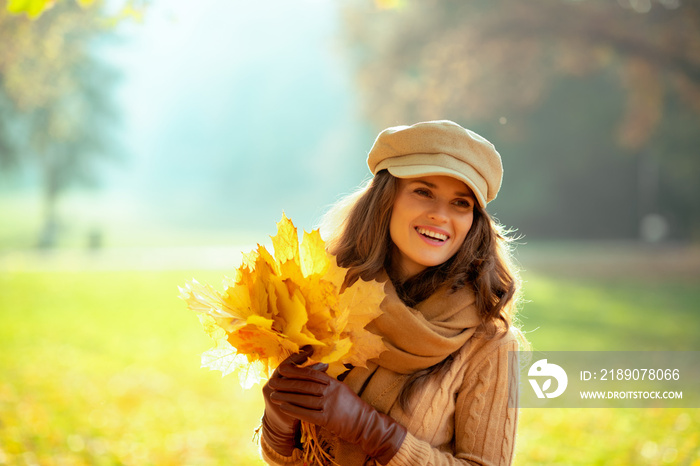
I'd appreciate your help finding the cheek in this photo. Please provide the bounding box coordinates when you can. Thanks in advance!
[455,215,474,243]
[388,209,405,246]
[389,197,411,235]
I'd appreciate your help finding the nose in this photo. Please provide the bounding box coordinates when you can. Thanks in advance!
[427,202,449,223]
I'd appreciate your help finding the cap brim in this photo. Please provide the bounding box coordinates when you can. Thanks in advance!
[386,165,487,207]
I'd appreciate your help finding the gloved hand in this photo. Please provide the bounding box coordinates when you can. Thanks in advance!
[268,361,407,465]
[261,346,314,456]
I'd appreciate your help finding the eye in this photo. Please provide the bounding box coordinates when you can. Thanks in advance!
[453,198,474,209]
[413,188,432,197]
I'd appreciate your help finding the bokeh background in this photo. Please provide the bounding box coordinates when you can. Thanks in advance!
[1,0,699,464]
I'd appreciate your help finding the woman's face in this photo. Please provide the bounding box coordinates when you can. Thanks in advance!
[389,175,475,280]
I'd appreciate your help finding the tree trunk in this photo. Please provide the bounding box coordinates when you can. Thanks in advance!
[37,151,61,249]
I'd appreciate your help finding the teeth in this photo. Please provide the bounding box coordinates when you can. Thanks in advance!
[416,227,448,241]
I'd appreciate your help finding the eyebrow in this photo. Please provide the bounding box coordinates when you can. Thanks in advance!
[409,179,475,198]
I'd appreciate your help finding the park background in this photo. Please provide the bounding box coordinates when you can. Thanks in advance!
[1,0,699,464]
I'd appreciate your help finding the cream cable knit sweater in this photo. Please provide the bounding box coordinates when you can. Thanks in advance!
[260,328,519,466]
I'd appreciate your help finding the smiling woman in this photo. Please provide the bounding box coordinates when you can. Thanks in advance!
[390,176,475,279]
[257,120,525,465]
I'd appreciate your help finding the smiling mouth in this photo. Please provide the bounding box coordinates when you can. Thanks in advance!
[415,227,449,242]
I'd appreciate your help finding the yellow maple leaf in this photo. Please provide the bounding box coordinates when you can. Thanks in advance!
[300,229,330,277]
[271,213,300,265]
[180,214,387,388]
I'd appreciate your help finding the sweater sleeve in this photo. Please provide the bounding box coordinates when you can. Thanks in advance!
[259,436,305,466]
[385,336,519,466]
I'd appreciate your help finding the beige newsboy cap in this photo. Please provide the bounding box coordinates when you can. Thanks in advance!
[367,120,503,207]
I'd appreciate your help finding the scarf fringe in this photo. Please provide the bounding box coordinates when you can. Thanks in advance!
[301,422,339,466]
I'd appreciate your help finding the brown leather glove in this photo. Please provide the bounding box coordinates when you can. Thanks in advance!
[261,346,313,456]
[269,361,407,465]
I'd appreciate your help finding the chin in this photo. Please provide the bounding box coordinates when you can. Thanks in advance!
[418,257,449,269]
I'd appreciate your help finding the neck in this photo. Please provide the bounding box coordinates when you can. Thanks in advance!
[389,247,424,282]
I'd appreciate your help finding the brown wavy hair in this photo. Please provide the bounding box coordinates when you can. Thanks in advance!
[321,170,522,409]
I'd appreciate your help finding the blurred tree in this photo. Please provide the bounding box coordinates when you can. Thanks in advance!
[341,0,700,240]
[6,0,92,19]
[0,1,120,248]
[6,0,143,20]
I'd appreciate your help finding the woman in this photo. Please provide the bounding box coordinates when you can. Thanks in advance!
[260,120,523,465]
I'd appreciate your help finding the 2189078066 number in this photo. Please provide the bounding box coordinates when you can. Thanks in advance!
[600,368,680,381]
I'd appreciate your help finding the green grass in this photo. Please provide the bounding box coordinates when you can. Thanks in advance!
[0,270,266,465]
[514,271,700,466]
[0,268,698,465]
[519,272,700,351]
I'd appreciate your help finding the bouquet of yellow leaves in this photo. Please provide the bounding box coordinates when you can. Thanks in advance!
[180,214,387,389]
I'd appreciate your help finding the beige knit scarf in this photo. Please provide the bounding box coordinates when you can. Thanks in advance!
[313,278,481,465]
